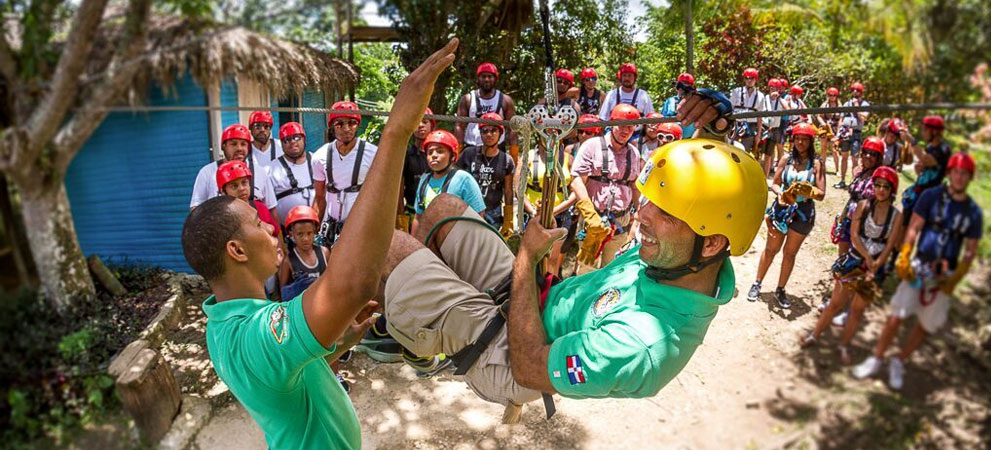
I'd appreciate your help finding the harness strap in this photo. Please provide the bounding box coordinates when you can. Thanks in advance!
[417,169,459,212]
[275,153,314,200]
[327,140,366,194]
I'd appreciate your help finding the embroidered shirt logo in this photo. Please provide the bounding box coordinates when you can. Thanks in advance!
[592,288,621,318]
[566,355,586,385]
[269,305,288,344]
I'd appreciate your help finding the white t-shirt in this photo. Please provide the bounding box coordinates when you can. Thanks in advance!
[251,139,283,167]
[597,87,655,120]
[762,94,785,128]
[312,139,378,222]
[842,98,870,130]
[189,155,278,210]
[464,90,506,146]
[729,87,765,123]
[270,154,317,221]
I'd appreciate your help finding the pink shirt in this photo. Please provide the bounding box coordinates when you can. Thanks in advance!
[571,132,641,213]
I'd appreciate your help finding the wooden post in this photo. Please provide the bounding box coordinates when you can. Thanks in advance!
[109,340,182,444]
[87,254,127,296]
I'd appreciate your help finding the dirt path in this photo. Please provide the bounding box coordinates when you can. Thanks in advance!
[173,161,989,449]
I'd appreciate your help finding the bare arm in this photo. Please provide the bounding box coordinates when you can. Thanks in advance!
[570,175,592,202]
[301,39,458,348]
[454,94,470,143]
[503,95,517,146]
[770,156,788,197]
[875,210,903,269]
[902,213,926,247]
[812,159,827,201]
[849,201,875,267]
[314,181,327,223]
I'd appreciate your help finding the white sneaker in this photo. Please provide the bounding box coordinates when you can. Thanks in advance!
[832,311,848,327]
[853,356,882,379]
[888,357,905,390]
[817,300,829,312]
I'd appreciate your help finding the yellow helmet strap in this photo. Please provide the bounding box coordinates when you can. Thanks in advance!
[644,234,729,281]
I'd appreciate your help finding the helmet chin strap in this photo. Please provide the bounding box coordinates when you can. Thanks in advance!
[645,235,729,281]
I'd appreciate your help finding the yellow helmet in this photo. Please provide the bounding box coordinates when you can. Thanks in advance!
[636,139,767,256]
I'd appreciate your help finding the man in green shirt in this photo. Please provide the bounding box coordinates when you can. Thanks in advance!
[379,90,769,419]
[180,40,459,449]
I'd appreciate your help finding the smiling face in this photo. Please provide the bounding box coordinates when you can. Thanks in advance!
[636,202,698,268]
[582,76,597,91]
[872,177,893,202]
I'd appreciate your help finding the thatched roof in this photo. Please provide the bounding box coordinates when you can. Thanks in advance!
[88,15,358,99]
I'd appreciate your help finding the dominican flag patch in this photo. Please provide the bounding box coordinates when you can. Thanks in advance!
[566,355,586,385]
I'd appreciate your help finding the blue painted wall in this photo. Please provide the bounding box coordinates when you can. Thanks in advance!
[220,80,238,128]
[302,91,328,152]
[66,74,211,272]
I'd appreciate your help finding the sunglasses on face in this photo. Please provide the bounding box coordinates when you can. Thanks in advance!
[251,123,271,130]
[744,76,756,80]
[584,77,597,82]
[556,78,572,84]
[282,135,304,143]
[874,181,892,190]
[480,127,501,135]
[333,120,359,129]
[659,133,676,141]
[578,130,598,136]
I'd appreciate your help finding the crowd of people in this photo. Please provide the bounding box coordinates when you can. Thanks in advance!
[182,42,982,448]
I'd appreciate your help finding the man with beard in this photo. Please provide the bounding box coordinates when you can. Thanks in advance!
[248,110,283,165]
[313,101,379,244]
[728,68,765,155]
[269,122,315,223]
[190,123,278,217]
[397,108,435,233]
[456,62,517,149]
[597,63,654,121]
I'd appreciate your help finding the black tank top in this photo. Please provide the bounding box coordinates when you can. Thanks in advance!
[578,88,601,115]
[288,245,326,282]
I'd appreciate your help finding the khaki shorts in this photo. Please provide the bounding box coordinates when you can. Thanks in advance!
[889,280,950,333]
[384,206,542,406]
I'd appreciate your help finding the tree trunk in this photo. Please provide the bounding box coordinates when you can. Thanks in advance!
[0,174,34,286]
[18,182,95,309]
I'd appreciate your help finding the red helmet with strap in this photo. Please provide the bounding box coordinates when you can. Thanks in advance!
[285,205,320,229]
[328,101,360,126]
[790,85,804,96]
[658,122,683,140]
[862,136,885,154]
[676,72,695,87]
[555,68,574,84]
[850,82,864,92]
[779,78,789,88]
[422,130,461,160]
[476,62,499,79]
[871,166,899,191]
[922,115,945,129]
[768,78,781,89]
[885,118,905,134]
[580,68,597,80]
[791,122,816,137]
[827,87,840,96]
[279,122,305,140]
[216,160,252,190]
[947,153,975,175]
[221,124,252,144]
[616,63,637,79]
[248,110,273,126]
[578,114,602,135]
[743,67,759,79]
[480,112,504,134]
[610,103,641,121]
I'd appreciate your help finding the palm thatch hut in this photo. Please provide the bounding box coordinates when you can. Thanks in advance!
[64,17,358,272]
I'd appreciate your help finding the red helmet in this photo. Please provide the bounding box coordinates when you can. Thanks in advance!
[476,62,499,79]
[422,129,460,160]
[676,72,695,87]
[279,122,305,140]
[861,136,885,154]
[658,122,683,140]
[609,103,641,121]
[791,122,816,137]
[555,68,574,84]
[328,101,360,126]
[221,124,252,144]
[616,63,637,79]
[871,166,899,191]
[480,112,504,134]
[248,110,273,126]
[947,153,976,175]
[580,68,598,80]
[827,87,840,96]
[743,67,759,79]
[578,114,602,135]
[885,118,905,134]
[779,78,789,88]
[423,107,436,129]
[922,115,945,130]
[216,160,252,190]
[285,205,320,229]
[790,85,804,96]
[850,82,864,92]
[768,78,781,89]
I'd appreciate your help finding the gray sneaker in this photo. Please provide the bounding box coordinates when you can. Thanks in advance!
[888,357,905,390]
[747,282,761,302]
[403,353,453,378]
[354,328,404,363]
[853,356,882,379]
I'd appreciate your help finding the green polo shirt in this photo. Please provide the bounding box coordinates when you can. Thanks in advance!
[542,245,734,399]
[202,294,361,450]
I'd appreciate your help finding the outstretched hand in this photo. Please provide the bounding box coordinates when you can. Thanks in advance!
[386,39,459,137]
[677,90,731,135]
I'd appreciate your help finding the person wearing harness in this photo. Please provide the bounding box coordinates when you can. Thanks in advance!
[783,85,810,133]
[729,67,766,155]
[412,129,485,234]
[313,101,379,244]
[817,86,842,172]
[661,72,697,138]
[458,112,516,235]
[574,67,606,116]
[398,108,435,233]
[802,167,903,363]
[572,103,643,273]
[270,122,315,225]
[637,112,664,159]
[375,89,765,422]
[565,114,603,158]
[747,122,826,308]
[900,115,953,226]
[456,62,517,149]
[518,139,577,278]
[190,124,279,216]
[597,63,655,121]
[853,153,981,390]
[834,82,870,189]
[878,117,911,170]
[758,78,786,177]
[248,110,283,166]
